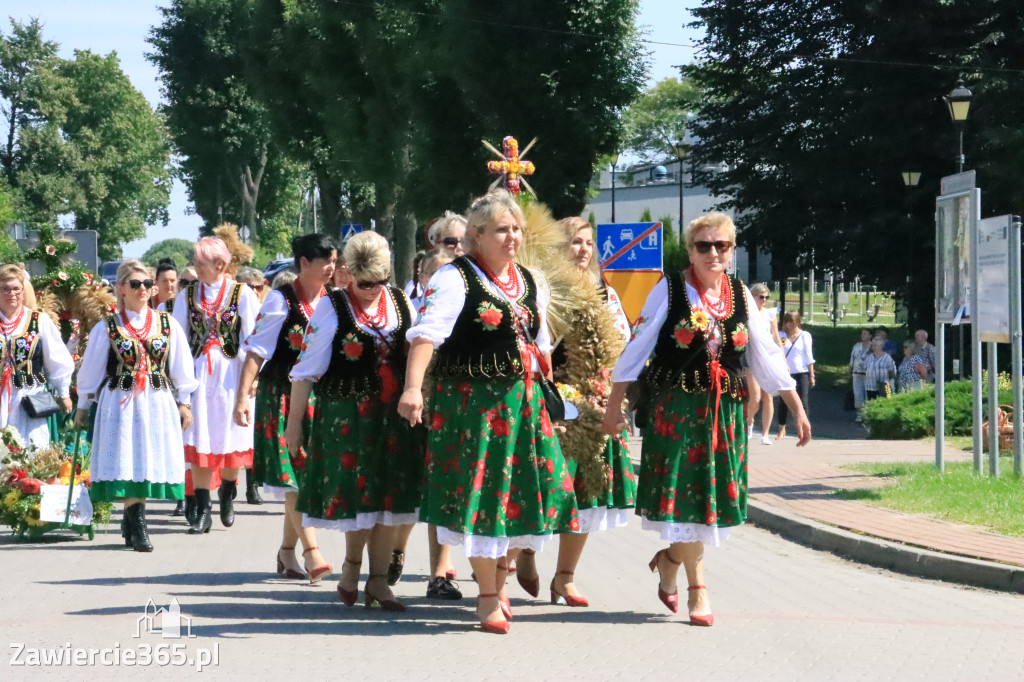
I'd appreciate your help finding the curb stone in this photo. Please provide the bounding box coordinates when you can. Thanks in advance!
[747,500,1024,594]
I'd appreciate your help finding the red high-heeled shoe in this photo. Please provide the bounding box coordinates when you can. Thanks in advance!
[687,585,714,626]
[648,548,682,613]
[276,546,308,580]
[364,575,406,612]
[549,570,589,607]
[303,546,333,585]
[336,557,361,606]
[477,593,510,635]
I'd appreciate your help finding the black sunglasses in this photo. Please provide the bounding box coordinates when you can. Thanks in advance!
[355,279,390,290]
[756,294,769,300]
[127,279,155,290]
[693,240,733,254]
[441,237,461,248]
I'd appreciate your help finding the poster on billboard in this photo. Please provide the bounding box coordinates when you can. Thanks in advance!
[976,215,1012,343]
[935,182,978,324]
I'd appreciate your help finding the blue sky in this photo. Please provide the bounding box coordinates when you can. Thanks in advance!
[8,1,701,258]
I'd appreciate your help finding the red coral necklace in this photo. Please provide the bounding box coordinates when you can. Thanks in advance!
[121,307,154,340]
[293,280,323,319]
[199,279,228,318]
[478,259,522,299]
[0,307,24,336]
[353,289,388,329]
[697,274,733,319]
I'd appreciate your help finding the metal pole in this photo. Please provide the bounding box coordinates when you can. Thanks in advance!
[611,165,616,223]
[971,189,983,473]
[957,128,965,174]
[1010,216,1023,476]
[988,342,999,476]
[678,159,684,242]
[935,321,945,472]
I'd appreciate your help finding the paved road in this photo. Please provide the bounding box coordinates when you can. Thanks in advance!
[3,498,1023,681]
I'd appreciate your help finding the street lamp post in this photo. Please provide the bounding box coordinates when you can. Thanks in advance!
[610,153,619,223]
[673,141,687,240]
[943,82,973,173]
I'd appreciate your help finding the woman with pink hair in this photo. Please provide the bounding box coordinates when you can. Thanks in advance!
[171,237,260,534]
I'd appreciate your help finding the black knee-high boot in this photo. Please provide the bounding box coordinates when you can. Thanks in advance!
[245,468,263,505]
[188,488,212,534]
[183,494,197,524]
[218,480,237,527]
[126,502,154,552]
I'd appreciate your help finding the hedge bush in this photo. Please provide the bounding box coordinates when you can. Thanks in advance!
[860,380,1012,439]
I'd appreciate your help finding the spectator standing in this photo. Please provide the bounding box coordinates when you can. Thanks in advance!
[897,340,928,393]
[776,311,814,441]
[914,329,936,382]
[849,328,872,412]
[864,338,897,401]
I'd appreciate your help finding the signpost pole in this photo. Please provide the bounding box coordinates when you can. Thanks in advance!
[935,320,945,472]
[988,342,999,476]
[971,189,983,474]
[1011,216,1023,476]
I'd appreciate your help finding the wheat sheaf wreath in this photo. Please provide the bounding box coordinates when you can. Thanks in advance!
[518,203,626,500]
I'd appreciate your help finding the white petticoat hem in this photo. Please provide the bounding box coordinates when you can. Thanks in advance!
[260,484,297,502]
[436,527,552,559]
[641,519,734,547]
[302,509,419,532]
[577,507,631,534]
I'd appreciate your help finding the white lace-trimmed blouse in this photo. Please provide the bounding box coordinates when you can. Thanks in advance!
[612,277,796,395]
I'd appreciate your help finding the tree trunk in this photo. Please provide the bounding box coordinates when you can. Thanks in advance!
[315,168,342,240]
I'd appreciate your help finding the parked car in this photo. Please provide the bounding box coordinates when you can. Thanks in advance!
[99,261,121,283]
[262,258,295,285]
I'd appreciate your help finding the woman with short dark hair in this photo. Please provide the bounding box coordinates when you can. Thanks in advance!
[776,310,814,441]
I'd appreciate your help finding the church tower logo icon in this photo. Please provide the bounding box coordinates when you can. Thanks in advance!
[134,597,195,639]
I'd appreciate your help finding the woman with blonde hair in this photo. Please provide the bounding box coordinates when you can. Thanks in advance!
[285,231,421,611]
[171,237,260,534]
[74,260,198,551]
[427,211,467,256]
[745,283,783,444]
[603,212,810,626]
[0,264,75,448]
[514,215,634,607]
[399,190,578,634]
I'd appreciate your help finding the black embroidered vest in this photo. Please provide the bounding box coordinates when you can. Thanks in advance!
[104,311,173,392]
[638,270,749,399]
[316,287,412,400]
[431,256,541,378]
[4,311,46,389]
[184,280,244,359]
[259,284,313,385]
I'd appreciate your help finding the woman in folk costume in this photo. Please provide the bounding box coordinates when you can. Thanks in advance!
[75,260,198,551]
[399,190,578,635]
[514,215,635,607]
[234,233,336,583]
[171,237,260,534]
[603,212,811,626]
[285,231,421,611]
[0,264,75,449]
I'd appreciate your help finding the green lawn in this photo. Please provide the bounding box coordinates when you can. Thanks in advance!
[834,458,1024,537]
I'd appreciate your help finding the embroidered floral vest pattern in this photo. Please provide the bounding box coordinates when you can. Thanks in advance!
[104,312,173,392]
[184,281,244,359]
[5,312,46,388]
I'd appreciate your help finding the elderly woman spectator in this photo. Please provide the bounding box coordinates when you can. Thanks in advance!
[0,264,75,448]
[914,329,936,381]
[236,266,268,304]
[849,328,873,413]
[864,338,897,401]
[427,210,467,256]
[775,311,814,441]
[897,340,928,393]
[603,212,810,628]
[745,283,783,444]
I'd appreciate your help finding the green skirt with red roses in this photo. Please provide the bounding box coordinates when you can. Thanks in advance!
[251,378,313,499]
[572,430,637,533]
[635,388,747,546]
[297,389,424,532]
[421,376,579,556]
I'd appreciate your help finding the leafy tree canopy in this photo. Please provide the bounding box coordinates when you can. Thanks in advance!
[141,238,196,269]
[622,77,700,162]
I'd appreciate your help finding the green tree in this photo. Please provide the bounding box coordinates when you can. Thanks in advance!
[622,77,700,162]
[141,238,196,269]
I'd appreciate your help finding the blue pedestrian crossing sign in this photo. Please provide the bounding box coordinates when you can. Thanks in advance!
[597,222,663,272]
[340,223,364,241]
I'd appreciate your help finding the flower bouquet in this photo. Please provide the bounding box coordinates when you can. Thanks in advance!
[0,427,111,540]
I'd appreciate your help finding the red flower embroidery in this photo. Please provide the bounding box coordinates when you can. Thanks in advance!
[727,481,739,499]
[731,323,749,349]
[431,413,445,431]
[561,475,573,492]
[340,453,357,470]
[357,474,367,491]
[706,511,717,525]
[507,501,521,520]
[674,326,695,347]
[477,302,503,330]
[357,401,372,417]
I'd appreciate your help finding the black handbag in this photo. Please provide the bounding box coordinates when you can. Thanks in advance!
[22,391,61,419]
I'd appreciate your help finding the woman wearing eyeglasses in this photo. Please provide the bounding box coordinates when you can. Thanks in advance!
[399,190,578,635]
[603,212,810,627]
[0,264,75,449]
[744,283,783,445]
[284,231,421,611]
[171,237,261,535]
[75,260,198,551]
[234,234,336,583]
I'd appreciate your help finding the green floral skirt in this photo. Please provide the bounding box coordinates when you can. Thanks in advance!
[636,389,748,539]
[297,390,424,531]
[572,430,637,532]
[421,376,579,543]
[252,379,312,496]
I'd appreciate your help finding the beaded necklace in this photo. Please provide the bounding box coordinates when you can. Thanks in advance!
[697,273,733,319]
[199,279,228,318]
[0,307,24,336]
[294,279,323,319]
[120,307,154,340]
[352,288,388,329]
[477,258,523,299]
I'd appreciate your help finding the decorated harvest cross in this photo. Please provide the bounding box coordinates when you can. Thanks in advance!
[484,135,537,196]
